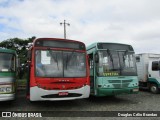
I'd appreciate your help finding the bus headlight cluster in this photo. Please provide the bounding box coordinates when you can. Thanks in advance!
[103,84,110,88]
[0,85,12,93]
[132,83,138,87]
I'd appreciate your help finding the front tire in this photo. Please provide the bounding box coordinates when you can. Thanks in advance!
[150,84,159,94]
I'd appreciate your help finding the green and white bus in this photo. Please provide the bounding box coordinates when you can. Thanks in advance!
[87,42,139,96]
[0,48,17,101]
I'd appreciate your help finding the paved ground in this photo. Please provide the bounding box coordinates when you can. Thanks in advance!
[0,89,160,120]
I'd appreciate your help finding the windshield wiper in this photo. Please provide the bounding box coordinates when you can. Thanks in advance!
[65,49,75,69]
[117,50,129,74]
[107,49,114,70]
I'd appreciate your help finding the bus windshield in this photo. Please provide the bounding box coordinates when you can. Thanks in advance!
[0,53,15,72]
[35,50,86,77]
[98,50,137,76]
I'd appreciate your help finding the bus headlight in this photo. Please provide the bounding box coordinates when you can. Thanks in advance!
[0,85,12,93]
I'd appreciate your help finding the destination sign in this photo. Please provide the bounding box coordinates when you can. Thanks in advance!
[34,39,85,50]
[103,72,119,76]
[97,43,134,51]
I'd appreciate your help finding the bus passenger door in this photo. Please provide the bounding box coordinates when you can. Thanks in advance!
[88,53,94,94]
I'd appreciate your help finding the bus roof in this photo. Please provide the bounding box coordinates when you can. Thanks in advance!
[0,48,16,54]
[33,38,85,46]
[87,42,134,51]
[31,38,86,50]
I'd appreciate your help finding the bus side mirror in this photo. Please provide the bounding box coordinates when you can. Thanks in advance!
[95,53,99,63]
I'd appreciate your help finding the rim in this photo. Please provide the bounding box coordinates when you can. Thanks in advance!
[151,85,157,93]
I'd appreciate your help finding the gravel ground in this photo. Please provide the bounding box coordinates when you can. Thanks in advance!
[0,89,160,120]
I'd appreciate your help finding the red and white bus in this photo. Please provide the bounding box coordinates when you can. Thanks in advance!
[26,38,90,101]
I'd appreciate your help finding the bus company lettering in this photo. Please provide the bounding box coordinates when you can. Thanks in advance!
[103,72,119,76]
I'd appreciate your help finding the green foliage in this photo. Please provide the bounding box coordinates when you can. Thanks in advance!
[0,36,36,64]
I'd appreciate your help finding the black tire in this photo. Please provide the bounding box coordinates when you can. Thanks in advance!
[150,84,159,94]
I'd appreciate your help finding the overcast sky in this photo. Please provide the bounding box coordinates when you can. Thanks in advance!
[0,0,160,53]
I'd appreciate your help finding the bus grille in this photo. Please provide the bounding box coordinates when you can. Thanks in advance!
[108,80,133,88]
[41,93,82,98]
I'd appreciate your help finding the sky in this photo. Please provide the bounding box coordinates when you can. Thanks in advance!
[0,0,160,54]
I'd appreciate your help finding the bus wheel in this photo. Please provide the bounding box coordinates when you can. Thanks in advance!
[150,84,159,94]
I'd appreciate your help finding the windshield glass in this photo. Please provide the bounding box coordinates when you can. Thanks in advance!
[0,53,15,72]
[98,50,137,76]
[35,50,86,77]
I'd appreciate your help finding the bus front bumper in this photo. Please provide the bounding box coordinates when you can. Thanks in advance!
[30,85,90,101]
[96,87,139,96]
[0,93,15,101]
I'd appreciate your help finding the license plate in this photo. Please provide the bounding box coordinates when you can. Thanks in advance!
[58,92,68,96]
[133,88,139,92]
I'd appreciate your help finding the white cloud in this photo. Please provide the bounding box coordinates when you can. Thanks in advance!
[0,0,160,53]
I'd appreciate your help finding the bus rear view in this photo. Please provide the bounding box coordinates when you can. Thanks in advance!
[27,38,90,101]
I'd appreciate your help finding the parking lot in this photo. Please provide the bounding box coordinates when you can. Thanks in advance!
[0,89,159,117]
